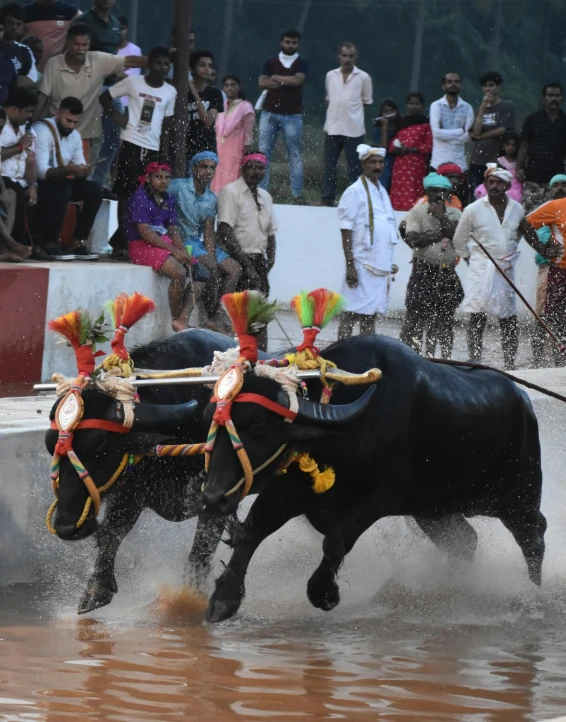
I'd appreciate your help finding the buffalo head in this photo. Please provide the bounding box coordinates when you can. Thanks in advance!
[45,389,201,540]
[200,374,376,516]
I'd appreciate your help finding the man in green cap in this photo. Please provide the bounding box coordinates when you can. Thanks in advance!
[399,172,465,359]
[526,173,566,366]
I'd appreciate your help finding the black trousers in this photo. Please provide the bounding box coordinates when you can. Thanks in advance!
[33,179,103,250]
[400,260,464,359]
[2,176,28,245]
[467,312,518,370]
[322,134,364,204]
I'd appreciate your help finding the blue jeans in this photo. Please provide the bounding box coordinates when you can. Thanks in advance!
[90,90,123,187]
[258,111,303,198]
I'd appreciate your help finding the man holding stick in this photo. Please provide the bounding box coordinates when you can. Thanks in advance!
[454,163,558,369]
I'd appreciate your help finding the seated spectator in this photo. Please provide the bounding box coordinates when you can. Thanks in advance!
[186,50,223,166]
[474,130,523,202]
[1,87,38,248]
[389,92,432,211]
[0,108,29,262]
[169,151,242,329]
[100,46,176,260]
[22,0,80,72]
[211,74,255,194]
[32,96,102,260]
[217,152,277,350]
[0,4,38,87]
[126,162,208,332]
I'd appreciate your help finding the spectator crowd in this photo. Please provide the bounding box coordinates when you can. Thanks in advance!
[0,4,565,366]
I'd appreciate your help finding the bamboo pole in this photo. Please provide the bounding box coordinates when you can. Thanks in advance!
[172,0,192,178]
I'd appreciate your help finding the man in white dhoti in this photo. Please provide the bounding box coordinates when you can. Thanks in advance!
[453,163,552,369]
[337,144,398,340]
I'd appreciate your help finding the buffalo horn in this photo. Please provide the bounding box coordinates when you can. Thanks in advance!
[131,400,200,431]
[296,385,376,424]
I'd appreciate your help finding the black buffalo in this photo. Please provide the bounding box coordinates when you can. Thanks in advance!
[45,329,238,614]
[201,334,545,623]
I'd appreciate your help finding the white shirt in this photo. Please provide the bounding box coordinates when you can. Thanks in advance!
[33,117,86,181]
[109,75,177,151]
[429,95,474,171]
[324,66,373,138]
[0,121,36,187]
[117,42,142,107]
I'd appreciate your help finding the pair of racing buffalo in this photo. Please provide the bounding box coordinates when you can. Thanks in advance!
[45,329,546,622]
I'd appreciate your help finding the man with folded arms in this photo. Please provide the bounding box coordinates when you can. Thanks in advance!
[32,95,102,259]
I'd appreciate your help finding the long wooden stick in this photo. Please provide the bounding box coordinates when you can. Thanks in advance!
[472,237,566,353]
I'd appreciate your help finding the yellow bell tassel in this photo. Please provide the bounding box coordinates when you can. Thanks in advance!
[295,452,335,494]
[101,353,135,377]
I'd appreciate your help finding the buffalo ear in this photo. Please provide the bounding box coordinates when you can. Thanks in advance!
[285,424,336,449]
[118,432,181,454]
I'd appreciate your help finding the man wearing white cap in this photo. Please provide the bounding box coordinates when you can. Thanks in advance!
[337,144,398,340]
[454,163,555,369]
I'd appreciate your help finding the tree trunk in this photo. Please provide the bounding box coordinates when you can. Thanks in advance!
[218,0,235,80]
[129,0,140,44]
[297,0,313,34]
[409,0,426,91]
[490,0,504,66]
[172,0,192,178]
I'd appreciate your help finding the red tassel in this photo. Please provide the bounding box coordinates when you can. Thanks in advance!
[109,292,156,360]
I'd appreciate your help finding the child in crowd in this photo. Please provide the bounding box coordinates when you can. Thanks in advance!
[474,130,523,202]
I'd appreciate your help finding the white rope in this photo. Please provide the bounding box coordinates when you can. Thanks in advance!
[254,364,300,420]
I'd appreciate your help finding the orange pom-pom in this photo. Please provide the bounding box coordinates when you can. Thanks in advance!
[108,292,156,360]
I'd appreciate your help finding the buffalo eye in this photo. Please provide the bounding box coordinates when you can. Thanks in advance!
[249,416,264,438]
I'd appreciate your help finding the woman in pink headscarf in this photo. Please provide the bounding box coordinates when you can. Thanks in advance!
[211,75,255,194]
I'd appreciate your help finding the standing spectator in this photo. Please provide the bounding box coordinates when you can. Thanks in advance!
[186,50,223,166]
[430,73,474,178]
[211,74,255,194]
[116,16,141,109]
[389,92,432,211]
[372,98,401,191]
[170,151,242,328]
[22,36,44,76]
[399,173,464,359]
[474,131,523,202]
[0,4,38,87]
[127,162,204,332]
[0,41,16,106]
[257,29,308,204]
[322,42,373,207]
[453,166,551,369]
[1,88,38,248]
[525,176,566,366]
[36,24,145,150]
[468,72,515,194]
[217,153,277,351]
[32,96,102,260]
[168,26,195,80]
[80,0,123,190]
[22,0,80,72]
[99,46,176,259]
[337,145,398,340]
[516,83,566,212]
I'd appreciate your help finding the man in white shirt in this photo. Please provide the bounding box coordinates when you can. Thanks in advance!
[99,46,177,259]
[32,96,103,260]
[1,87,38,247]
[453,165,555,369]
[429,73,474,177]
[322,42,373,206]
[337,144,398,340]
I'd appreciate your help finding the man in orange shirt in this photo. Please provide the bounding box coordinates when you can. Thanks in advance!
[526,173,566,365]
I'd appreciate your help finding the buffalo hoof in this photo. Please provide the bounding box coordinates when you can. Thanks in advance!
[307,570,341,612]
[78,582,117,615]
[205,593,242,623]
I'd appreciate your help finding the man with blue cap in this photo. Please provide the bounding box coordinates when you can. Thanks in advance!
[169,150,242,330]
[399,172,465,359]
[526,173,566,365]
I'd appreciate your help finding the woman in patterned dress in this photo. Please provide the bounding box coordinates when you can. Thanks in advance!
[389,93,432,211]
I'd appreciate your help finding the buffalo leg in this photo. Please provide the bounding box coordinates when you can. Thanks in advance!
[412,514,478,562]
[78,494,144,615]
[185,512,228,589]
[499,510,546,586]
[206,481,309,623]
